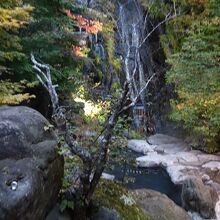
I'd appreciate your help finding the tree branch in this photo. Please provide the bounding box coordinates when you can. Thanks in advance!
[31,53,92,165]
[138,12,175,49]
[87,82,130,200]
[119,73,156,113]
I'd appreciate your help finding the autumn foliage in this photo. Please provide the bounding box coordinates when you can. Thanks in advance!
[72,45,85,57]
[64,9,103,34]
[64,9,103,57]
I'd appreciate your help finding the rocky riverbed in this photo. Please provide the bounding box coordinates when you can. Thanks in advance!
[128,134,220,220]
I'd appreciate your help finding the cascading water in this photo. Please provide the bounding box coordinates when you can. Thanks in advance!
[117,0,155,132]
[75,0,92,7]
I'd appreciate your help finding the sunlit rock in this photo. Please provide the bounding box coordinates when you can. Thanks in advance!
[128,133,220,219]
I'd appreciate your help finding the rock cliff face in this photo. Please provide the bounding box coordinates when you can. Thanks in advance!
[116,0,168,131]
[0,106,64,220]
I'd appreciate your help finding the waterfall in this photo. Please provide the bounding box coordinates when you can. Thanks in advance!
[75,0,91,7]
[117,0,154,131]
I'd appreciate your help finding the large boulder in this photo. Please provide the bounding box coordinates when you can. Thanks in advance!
[46,205,72,220]
[181,177,218,219]
[132,189,191,220]
[0,106,64,220]
[46,206,121,220]
[91,207,121,220]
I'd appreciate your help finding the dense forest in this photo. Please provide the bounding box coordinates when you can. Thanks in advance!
[0,0,220,220]
[1,0,219,150]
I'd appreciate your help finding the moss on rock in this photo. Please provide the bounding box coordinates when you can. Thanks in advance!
[93,180,150,220]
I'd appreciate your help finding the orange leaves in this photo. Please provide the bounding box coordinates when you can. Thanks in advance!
[72,45,84,57]
[64,9,103,34]
[64,9,103,57]
[64,9,73,18]
[72,45,90,57]
[73,14,88,27]
[86,20,103,34]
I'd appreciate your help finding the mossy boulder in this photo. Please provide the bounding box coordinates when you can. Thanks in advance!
[93,180,150,220]
[131,189,191,220]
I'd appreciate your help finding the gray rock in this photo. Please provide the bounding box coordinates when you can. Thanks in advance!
[148,134,187,145]
[129,134,220,219]
[46,205,72,220]
[91,207,121,220]
[132,189,192,220]
[0,106,64,220]
[181,177,218,219]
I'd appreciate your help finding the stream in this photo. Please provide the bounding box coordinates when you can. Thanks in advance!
[106,149,182,206]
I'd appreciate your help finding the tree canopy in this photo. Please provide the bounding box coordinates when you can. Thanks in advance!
[0,0,33,104]
[163,0,220,151]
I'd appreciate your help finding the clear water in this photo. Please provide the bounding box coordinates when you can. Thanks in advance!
[107,150,182,206]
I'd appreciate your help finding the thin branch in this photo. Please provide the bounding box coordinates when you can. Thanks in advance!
[119,73,156,113]
[138,12,175,49]
[36,74,47,90]
[32,64,49,82]
[65,131,92,163]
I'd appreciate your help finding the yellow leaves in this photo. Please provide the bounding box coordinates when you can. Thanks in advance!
[211,17,220,26]
[0,5,33,29]
[199,94,220,112]
[0,93,35,105]
[43,124,54,132]
[203,99,217,107]
[177,90,220,110]
[176,103,184,110]
[0,80,36,105]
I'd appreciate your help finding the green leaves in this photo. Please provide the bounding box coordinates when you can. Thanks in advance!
[165,1,220,151]
[120,194,136,206]
[59,198,74,212]
[166,35,220,150]
[20,0,82,94]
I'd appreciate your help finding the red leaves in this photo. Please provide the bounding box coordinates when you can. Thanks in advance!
[64,9,103,57]
[64,9,103,34]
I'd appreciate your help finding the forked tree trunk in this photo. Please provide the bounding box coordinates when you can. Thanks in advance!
[30,3,176,215]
